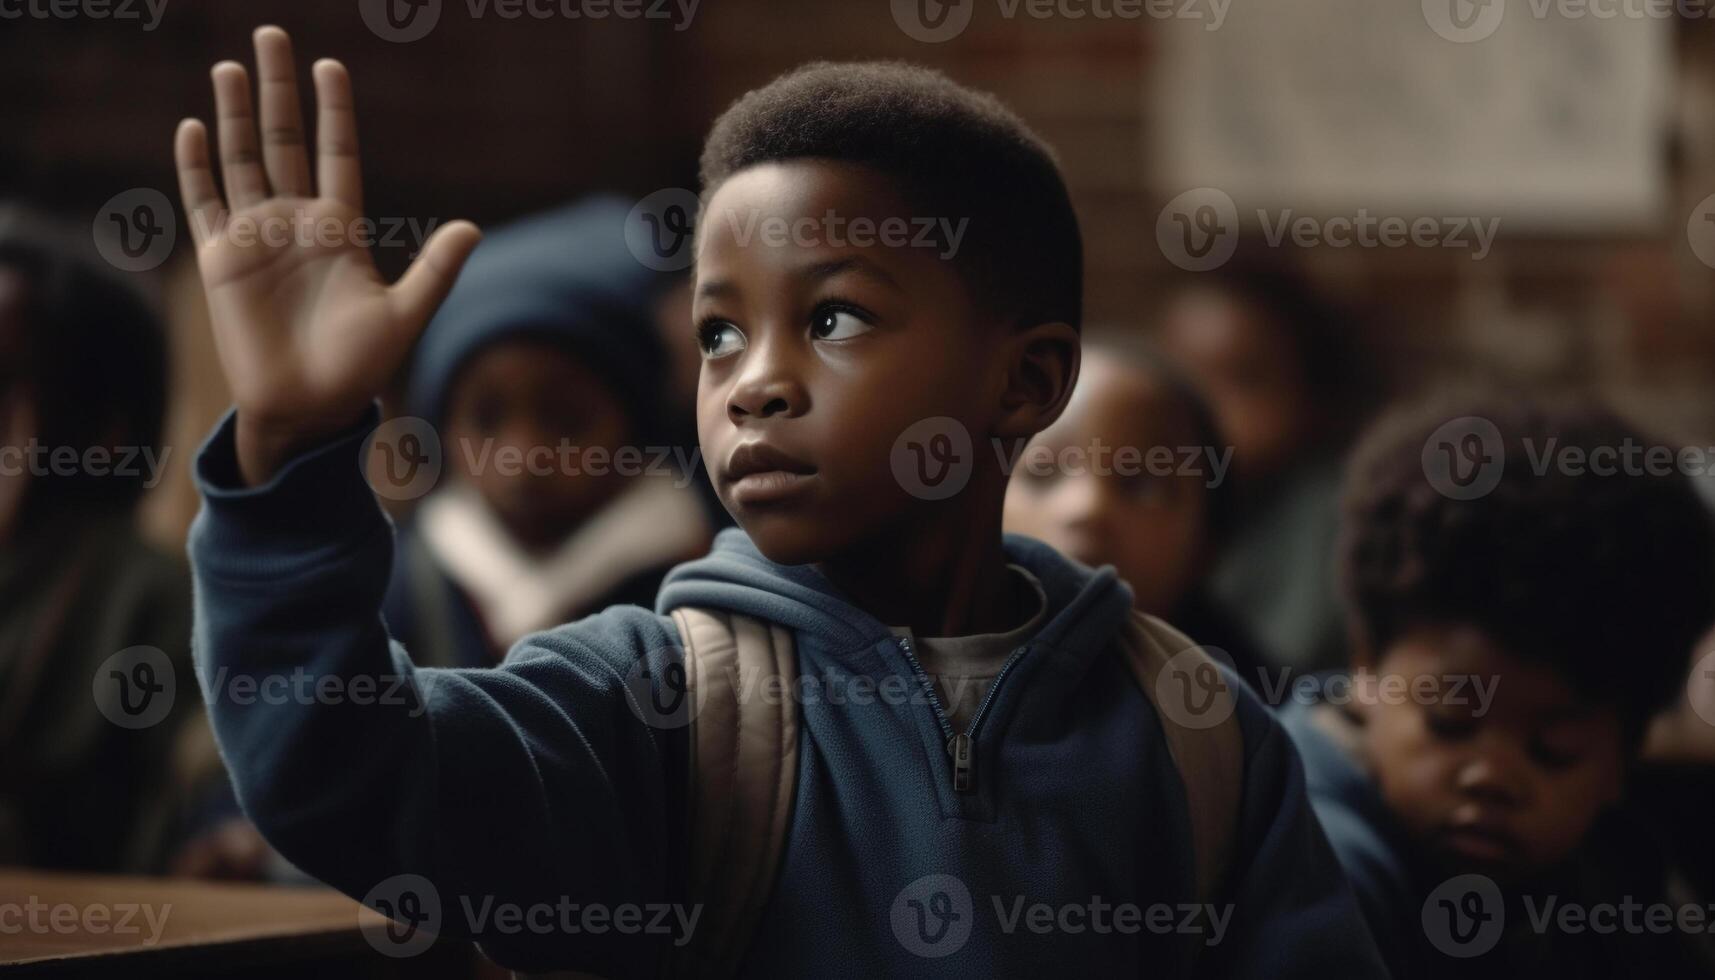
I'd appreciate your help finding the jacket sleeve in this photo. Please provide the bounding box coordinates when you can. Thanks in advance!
[1195,683,1392,979]
[188,408,691,975]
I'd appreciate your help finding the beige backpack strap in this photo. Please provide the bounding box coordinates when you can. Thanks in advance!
[1118,611,1245,904]
[667,607,800,980]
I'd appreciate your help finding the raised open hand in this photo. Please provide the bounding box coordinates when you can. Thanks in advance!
[175,25,480,485]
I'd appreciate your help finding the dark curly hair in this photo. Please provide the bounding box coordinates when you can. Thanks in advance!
[699,61,1082,331]
[1340,393,1715,739]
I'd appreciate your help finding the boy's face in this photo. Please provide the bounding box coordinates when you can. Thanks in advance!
[1003,352,1210,614]
[692,160,1015,566]
[1359,626,1626,882]
[442,340,633,552]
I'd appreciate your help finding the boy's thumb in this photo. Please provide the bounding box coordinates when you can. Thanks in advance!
[391,220,482,335]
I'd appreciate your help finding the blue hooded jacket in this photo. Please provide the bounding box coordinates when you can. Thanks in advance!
[189,408,1386,977]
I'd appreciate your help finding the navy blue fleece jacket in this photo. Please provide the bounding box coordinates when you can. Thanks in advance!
[189,408,1385,977]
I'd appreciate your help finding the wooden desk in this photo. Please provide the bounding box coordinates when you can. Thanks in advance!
[0,869,472,977]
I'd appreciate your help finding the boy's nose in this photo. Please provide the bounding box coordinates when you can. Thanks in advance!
[727,372,807,422]
[1455,753,1527,807]
[1055,476,1113,530]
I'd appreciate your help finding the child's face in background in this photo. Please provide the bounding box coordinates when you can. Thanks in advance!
[1159,288,1313,484]
[692,160,1003,566]
[1002,352,1211,614]
[442,340,634,552]
[1359,626,1626,883]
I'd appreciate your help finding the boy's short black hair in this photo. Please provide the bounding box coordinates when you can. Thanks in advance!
[1340,393,1715,741]
[699,61,1082,331]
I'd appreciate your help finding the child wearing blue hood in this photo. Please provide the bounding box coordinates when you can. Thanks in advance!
[174,26,1385,977]
[382,196,711,667]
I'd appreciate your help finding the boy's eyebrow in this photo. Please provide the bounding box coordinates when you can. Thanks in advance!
[795,252,905,291]
[800,256,901,291]
[694,256,904,303]
[696,278,737,301]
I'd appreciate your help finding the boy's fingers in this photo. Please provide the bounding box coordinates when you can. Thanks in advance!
[211,61,269,209]
[175,118,226,247]
[253,26,312,199]
[312,59,363,211]
[389,220,482,339]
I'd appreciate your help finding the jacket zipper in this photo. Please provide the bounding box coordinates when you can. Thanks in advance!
[896,636,1029,794]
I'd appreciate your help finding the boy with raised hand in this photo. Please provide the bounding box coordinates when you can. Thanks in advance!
[179,26,1384,977]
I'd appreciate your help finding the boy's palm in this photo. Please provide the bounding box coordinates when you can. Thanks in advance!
[175,26,480,484]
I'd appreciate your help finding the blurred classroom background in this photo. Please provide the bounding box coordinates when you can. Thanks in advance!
[4,0,1715,972]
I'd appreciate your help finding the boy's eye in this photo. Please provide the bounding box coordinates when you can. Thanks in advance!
[1118,472,1171,502]
[1530,727,1590,770]
[1529,742,1582,770]
[697,321,746,359]
[809,305,874,342]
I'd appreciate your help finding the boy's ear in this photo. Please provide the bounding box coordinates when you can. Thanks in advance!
[993,320,1079,441]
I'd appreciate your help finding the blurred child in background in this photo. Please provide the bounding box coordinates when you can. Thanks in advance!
[0,210,201,873]
[383,196,712,667]
[1282,394,1715,978]
[1003,339,1270,692]
[1157,261,1363,673]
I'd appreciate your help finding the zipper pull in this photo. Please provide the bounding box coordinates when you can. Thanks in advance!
[948,733,974,793]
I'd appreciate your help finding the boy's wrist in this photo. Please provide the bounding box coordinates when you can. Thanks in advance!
[234,409,366,487]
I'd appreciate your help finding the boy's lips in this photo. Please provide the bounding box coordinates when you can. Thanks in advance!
[1439,819,1523,865]
[724,441,817,507]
